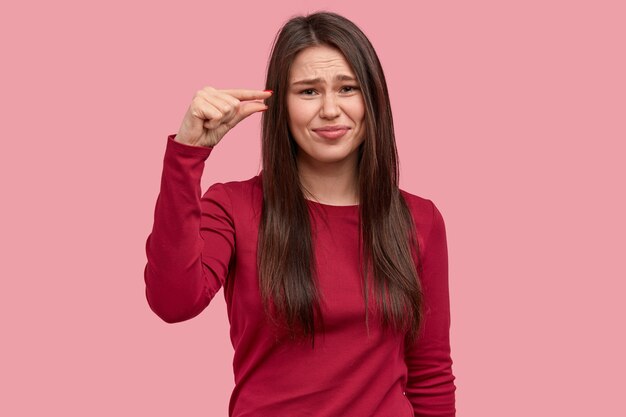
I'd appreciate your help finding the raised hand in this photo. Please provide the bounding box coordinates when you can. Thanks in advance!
[174,86,272,148]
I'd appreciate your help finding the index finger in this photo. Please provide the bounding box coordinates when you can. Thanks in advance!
[220,89,273,101]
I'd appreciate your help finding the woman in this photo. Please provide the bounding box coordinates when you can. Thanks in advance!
[144,11,456,417]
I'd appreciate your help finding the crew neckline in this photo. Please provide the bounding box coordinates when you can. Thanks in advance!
[305,198,359,215]
[255,172,359,214]
[304,198,359,207]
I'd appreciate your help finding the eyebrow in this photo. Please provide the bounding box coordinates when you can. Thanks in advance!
[291,74,357,86]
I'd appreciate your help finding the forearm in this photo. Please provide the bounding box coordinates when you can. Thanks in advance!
[144,135,214,323]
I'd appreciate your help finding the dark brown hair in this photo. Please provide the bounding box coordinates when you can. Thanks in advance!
[258,11,424,348]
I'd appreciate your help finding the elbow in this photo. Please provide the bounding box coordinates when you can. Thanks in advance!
[154,312,182,324]
[145,290,202,324]
[143,263,213,323]
[147,299,182,324]
[156,312,188,325]
[144,276,207,324]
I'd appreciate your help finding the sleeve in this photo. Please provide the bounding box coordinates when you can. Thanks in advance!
[143,134,235,323]
[404,199,456,416]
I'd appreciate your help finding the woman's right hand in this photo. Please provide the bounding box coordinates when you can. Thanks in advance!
[174,86,273,148]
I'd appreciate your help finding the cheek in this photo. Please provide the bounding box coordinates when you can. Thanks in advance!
[287,100,315,128]
[346,99,366,123]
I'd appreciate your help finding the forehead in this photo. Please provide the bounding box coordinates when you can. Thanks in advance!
[289,45,355,79]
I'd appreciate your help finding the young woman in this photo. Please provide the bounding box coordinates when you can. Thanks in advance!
[145,11,456,417]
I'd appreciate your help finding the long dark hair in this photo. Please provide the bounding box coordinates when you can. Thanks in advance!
[258,11,424,348]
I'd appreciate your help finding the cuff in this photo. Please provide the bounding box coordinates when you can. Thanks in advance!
[166,134,214,157]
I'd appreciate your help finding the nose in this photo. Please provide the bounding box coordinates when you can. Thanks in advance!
[319,93,340,119]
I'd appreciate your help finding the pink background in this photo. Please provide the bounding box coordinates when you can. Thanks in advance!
[1,0,624,415]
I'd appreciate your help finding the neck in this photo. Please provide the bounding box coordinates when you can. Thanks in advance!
[296,154,360,206]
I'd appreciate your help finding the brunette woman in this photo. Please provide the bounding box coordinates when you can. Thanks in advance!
[145,11,456,416]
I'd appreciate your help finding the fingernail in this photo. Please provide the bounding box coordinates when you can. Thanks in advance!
[263,89,273,93]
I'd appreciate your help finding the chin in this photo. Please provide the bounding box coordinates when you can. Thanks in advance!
[308,149,355,165]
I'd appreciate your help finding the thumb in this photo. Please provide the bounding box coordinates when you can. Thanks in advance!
[230,101,268,125]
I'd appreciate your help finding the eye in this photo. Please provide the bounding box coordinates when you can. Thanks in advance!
[341,85,360,93]
[298,86,360,95]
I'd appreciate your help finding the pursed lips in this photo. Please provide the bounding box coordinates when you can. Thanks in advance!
[312,125,350,131]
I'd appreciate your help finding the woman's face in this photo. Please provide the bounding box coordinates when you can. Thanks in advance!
[286,44,366,170]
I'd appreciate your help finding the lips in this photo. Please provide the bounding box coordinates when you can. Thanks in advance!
[312,125,350,132]
[313,127,350,140]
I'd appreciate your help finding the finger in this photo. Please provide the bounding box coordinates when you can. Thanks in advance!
[220,89,273,101]
[229,101,268,126]
[213,90,241,108]
[194,101,223,129]
[202,94,236,123]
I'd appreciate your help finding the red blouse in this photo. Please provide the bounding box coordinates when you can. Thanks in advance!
[144,134,456,416]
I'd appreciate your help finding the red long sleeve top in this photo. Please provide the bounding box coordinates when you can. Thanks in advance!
[144,134,456,416]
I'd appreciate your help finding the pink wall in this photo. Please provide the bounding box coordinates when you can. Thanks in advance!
[1,0,624,415]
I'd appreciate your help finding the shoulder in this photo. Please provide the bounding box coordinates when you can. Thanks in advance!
[399,188,447,252]
[399,189,434,217]
[399,188,444,225]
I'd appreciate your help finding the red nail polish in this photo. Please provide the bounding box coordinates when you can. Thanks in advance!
[263,89,273,93]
